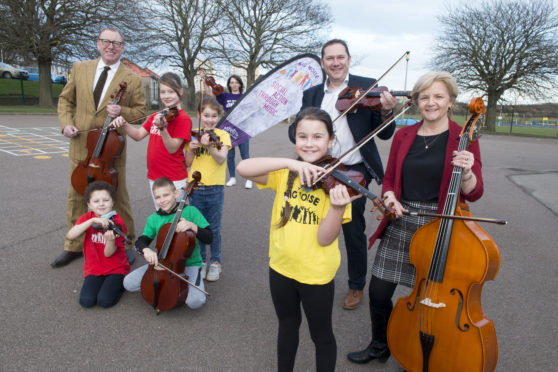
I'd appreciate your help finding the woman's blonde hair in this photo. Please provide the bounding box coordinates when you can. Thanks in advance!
[411,71,459,106]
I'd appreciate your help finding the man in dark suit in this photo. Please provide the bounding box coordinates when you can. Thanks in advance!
[288,39,397,309]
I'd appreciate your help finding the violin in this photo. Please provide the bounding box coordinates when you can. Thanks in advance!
[71,82,127,195]
[310,155,391,218]
[198,68,224,96]
[387,97,501,372]
[92,219,131,245]
[191,128,223,150]
[154,106,180,129]
[140,171,203,313]
[335,86,411,113]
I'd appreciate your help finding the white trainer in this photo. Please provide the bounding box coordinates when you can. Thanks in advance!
[226,177,237,187]
[200,262,207,279]
[245,180,253,189]
[206,262,221,282]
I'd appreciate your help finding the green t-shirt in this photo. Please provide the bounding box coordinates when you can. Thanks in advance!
[142,205,209,267]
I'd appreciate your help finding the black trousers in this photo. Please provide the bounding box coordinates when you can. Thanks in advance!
[342,162,373,290]
[369,275,397,310]
[269,268,336,372]
[79,274,125,308]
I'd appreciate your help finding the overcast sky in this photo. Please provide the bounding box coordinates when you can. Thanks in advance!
[322,0,558,103]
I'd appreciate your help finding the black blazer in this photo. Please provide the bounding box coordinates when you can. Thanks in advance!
[288,74,395,183]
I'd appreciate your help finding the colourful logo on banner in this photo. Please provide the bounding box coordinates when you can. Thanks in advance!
[280,68,312,90]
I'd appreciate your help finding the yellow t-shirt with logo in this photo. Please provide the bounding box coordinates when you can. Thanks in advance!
[258,168,351,285]
[186,128,232,185]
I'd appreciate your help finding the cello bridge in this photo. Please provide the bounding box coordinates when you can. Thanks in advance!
[420,298,446,308]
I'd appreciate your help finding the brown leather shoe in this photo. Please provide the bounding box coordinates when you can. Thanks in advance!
[51,251,83,268]
[343,289,363,310]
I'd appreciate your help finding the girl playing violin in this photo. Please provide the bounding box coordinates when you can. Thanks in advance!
[347,71,483,365]
[66,181,130,308]
[236,107,356,372]
[185,97,231,282]
[111,72,192,208]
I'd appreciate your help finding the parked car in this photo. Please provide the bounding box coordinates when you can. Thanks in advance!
[22,66,67,84]
[0,62,29,80]
[51,73,67,84]
[395,118,420,126]
[22,67,39,81]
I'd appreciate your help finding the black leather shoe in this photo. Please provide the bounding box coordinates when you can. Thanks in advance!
[51,251,83,268]
[126,250,135,265]
[347,340,390,364]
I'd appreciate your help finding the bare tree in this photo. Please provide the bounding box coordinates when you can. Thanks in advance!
[431,0,558,131]
[0,0,150,107]
[146,0,222,110]
[213,0,332,86]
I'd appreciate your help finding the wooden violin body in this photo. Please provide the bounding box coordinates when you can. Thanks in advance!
[140,224,196,311]
[191,128,223,150]
[335,86,411,113]
[71,129,124,195]
[204,76,224,96]
[387,204,500,372]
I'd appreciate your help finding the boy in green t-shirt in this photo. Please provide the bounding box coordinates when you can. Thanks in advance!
[123,177,212,309]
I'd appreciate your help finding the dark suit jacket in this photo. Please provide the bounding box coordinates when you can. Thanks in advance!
[289,74,395,183]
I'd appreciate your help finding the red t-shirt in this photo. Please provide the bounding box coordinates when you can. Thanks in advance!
[77,211,130,277]
[142,109,192,181]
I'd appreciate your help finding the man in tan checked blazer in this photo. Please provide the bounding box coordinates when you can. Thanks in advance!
[52,28,146,268]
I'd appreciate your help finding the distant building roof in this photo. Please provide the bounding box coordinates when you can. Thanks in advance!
[121,58,159,79]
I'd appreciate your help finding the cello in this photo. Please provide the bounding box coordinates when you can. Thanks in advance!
[71,82,127,195]
[140,172,202,313]
[386,98,500,372]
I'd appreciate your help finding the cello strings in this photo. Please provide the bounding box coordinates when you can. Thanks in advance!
[421,133,468,334]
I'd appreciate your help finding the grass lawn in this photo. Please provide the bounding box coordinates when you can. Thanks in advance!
[0,105,58,114]
[0,78,64,97]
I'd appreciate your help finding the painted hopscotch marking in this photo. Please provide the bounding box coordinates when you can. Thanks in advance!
[0,125,69,156]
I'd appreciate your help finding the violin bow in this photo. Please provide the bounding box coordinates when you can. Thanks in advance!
[402,211,507,225]
[134,248,210,296]
[154,262,210,296]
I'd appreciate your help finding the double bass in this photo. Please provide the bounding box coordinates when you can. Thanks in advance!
[387,98,500,371]
[71,82,127,195]
[140,172,202,313]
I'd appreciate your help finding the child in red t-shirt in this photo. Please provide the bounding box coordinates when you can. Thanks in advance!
[66,181,130,308]
[111,72,192,208]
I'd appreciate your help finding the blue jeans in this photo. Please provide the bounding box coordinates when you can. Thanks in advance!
[227,140,250,177]
[190,185,224,263]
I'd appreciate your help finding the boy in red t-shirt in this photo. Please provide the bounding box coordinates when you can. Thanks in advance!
[66,181,130,308]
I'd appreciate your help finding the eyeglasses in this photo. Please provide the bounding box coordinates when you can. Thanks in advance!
[98,39,124,48]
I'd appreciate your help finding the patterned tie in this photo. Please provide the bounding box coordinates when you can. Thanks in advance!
[93,66,111,109]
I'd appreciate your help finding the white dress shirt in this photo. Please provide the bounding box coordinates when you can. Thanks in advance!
[93,60,120,108]
[320,75,363,165]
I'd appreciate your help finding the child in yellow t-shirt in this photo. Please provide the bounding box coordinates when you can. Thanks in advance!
[185,97,231,282]
[237,107,357,371]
